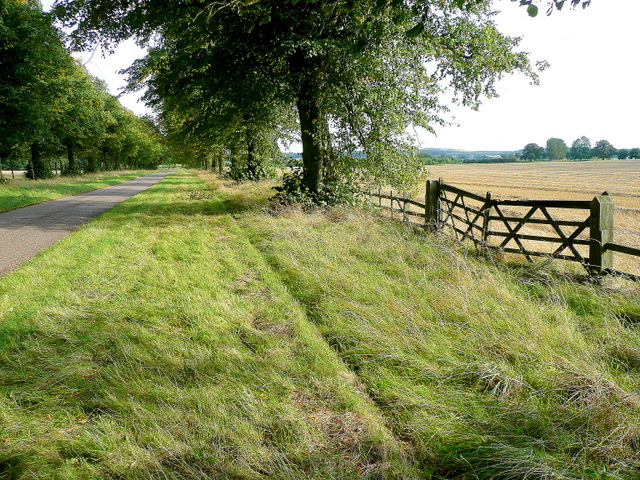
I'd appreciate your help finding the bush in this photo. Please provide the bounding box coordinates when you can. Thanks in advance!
[226,161,277,182]
[272,168,361,208]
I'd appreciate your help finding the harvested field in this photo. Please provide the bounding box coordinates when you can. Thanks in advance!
[423,159,640,277]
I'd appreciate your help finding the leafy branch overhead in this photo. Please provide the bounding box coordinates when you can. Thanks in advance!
[514,0,592,17]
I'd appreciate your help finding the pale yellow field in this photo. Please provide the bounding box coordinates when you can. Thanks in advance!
[423,159,640,276]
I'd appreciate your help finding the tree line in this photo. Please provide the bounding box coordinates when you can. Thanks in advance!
[522,137,640,162]
[50,0,553,203]
[0,0,167,180]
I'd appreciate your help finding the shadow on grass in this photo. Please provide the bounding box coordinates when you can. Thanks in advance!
[112,193,263,219]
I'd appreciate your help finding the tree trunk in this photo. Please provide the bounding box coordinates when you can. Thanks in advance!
[230,143,241,171]
[212,148,223,175]
[0,155,4,179]
[9,156,15,179]
[66,143,78,175]
[30,141,52,179]
[86,156,98,173]
[246,127,261,180]
[291,53,334,195]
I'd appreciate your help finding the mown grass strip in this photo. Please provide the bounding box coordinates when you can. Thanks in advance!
[0,171,417,479]
[0,171,155,213]
[199,176,640,480]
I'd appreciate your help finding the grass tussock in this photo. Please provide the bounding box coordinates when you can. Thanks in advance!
[2,170,640,479]
[0,171,155,213]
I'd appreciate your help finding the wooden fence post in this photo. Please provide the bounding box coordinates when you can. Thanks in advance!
[402,191,408,223]
[425,179,441,230]
[589,191,614,276]
[482,192,494,245]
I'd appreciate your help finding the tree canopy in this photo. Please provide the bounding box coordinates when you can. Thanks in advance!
[0,0,167,179]
[567,136,592,160]
[545,137,567,160]
[591,139,616,160]
[521,142,546,161]
[55,0,539,195]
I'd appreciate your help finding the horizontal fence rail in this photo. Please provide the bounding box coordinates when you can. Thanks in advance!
[365,179,640,282]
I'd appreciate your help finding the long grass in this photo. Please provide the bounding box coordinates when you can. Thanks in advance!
[203,174,640,480]
[2,170,640,479]
[0,171,155,213]
[0,170,415,479]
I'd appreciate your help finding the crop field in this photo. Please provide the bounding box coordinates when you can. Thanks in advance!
[423,159,640,277]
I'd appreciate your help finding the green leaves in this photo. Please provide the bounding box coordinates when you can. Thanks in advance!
[405,22,424,38]
[515,0,591,17]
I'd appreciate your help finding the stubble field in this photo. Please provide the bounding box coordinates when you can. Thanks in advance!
[424,159,640,276]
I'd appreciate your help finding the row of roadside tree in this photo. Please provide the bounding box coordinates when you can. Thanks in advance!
[0,0,168,180]
[50,0,553,202]
[522,137,639,162]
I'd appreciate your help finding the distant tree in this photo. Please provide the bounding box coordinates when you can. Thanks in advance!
[629,148,640,159]
[591,140,616,160]
[545,137,568,160]
[521,143,546,161]
[567,136,592,160]
[50,66,107,175]
[616,149,629,160]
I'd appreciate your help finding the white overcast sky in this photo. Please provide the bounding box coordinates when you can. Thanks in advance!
[44,0,639,152]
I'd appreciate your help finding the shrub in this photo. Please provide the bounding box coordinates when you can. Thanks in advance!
[272,168,361,208]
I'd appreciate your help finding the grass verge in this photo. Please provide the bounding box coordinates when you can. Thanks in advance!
[200,174,640,480]
[0,170,416,479]
[2,170,640,479]
[0,171,155,213]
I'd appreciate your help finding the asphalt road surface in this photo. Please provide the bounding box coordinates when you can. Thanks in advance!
[0,171,172,277]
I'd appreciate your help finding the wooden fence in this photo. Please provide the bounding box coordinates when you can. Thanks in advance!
[366,179,640,282]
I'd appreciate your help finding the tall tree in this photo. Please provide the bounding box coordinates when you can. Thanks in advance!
[545,137,567,160]
[55,0,538,195]
[567,136,592,160]
[49,66,107,175]
[591,139,616,160]
[521,142,546,161]
[0,0,72,178]
[616,149,629,160]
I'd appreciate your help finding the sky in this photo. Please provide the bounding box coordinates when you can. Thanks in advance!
[43,0,639,152]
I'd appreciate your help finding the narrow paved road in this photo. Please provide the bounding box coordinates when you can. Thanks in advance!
[0,171,172,277]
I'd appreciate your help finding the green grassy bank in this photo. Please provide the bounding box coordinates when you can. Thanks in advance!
[0,171,154,213]
[1,170,639,479]
[0,171,414,479]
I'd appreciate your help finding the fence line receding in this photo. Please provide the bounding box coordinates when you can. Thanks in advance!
[366,179,640,282]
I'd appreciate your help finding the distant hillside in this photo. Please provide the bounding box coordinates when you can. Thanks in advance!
[285,149,520,160]
[417,148,519,159]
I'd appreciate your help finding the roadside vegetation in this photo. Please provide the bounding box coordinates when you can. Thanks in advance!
[2,170,640,479]
[1,2,167,181]
[0,171,153,213]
